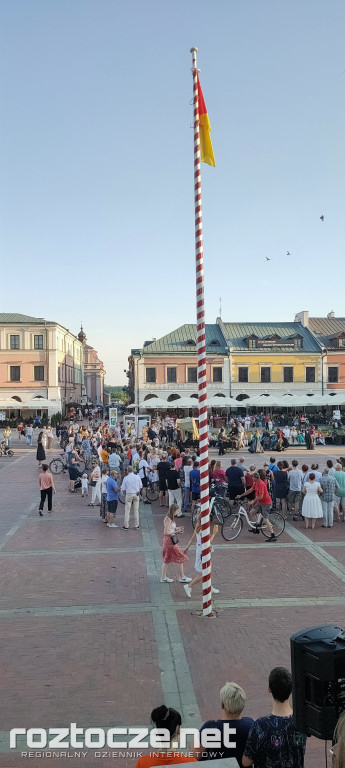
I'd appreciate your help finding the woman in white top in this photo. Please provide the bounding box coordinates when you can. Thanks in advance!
[160,504,191,584]
[302,472,323,530]
[88,459,101,506]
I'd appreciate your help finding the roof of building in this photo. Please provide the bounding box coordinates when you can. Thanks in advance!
[308,317,345,346]
[135,324,228,355]
[220,322,321,352]
[0,313,47,324]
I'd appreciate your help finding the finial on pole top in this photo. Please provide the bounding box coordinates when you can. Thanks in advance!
[190,46,198,53]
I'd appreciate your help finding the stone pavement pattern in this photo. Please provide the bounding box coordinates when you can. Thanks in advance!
[0,437,344,767]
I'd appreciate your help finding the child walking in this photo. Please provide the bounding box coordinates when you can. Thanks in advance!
[81,473,89,498]
[182,514,220,598]
[160,504,192,584]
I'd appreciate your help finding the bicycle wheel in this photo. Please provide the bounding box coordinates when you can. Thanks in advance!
[215,496,232,518]
[212,501,225,524]
[192,505,201,529]
[118,488,126,504]
[221,513,243,541]
[146,482,159,502]
[76,460,86,475]
[7,450,14,457]
[49,458,65,474]
[260,510,285,539]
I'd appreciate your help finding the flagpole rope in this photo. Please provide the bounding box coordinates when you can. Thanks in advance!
[190,46,212,617]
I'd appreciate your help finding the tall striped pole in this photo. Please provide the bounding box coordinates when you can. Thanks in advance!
[190,47,212,617]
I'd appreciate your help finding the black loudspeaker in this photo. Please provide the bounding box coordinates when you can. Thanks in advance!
[291,625,345,740]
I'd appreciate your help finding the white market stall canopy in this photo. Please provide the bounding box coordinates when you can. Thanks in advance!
[21,399,60,409]
[244,394,282,407]
[0,399,23,409]
[134,391,345,411]
[139,398,172,409]
[208,395,240,408]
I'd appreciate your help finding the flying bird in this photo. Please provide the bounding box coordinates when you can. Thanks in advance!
[266,257,270,261]
[320,215,325,221]
[287,251,291,255]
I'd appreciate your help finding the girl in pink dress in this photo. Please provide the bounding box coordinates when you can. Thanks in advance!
[160,504,192,584]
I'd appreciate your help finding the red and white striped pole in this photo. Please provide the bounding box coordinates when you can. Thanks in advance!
[190,46,212,617]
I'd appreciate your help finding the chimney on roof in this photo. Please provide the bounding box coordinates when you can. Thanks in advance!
[294,311,309,327]
[327,311,335,319]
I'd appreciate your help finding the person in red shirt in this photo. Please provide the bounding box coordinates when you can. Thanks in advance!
[236,473,276,543]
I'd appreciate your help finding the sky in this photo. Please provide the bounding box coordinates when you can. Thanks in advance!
[1,0,344,385]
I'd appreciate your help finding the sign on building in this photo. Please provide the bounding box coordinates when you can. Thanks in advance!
[0,412,5,421]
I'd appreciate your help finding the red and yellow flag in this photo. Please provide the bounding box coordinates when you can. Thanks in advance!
[197,74,215,167]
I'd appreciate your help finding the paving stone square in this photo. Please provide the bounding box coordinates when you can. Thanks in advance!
[0,441,344,768]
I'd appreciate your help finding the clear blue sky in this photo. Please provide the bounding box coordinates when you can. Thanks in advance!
[1,0,344,384]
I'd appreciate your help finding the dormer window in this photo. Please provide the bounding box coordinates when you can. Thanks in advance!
[185,339,196,346]
[209,339,220,346]
[246,334,258,349]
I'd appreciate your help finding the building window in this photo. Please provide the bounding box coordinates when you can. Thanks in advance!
[248,338,257,349]
[283,367,294,383]
[328,367,339,383]
[34,335,43,349]
[187,367,198,383]
[261,367,271,383]
[294,337,302,349]
[146,367,156,383]
[306,367,315,383]
[10,366,20,382]
[238,367,248,383]
[34,366,45,381]
[212,367,223,383]
[10,335,20,349]
[167,367,177,383]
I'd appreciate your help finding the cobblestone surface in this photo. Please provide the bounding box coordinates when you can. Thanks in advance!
[0,436,344,767]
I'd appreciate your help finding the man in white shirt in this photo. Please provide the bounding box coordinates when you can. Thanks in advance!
[26,425,33,446]
[283,426,291,442]
[121,467,142,529]
[288,460,304,519]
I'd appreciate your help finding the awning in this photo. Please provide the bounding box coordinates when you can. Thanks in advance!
[0,399,23,409]
[208,395,239,408]
[20,399,60,409]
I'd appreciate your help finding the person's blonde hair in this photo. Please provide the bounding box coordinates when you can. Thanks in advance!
[167,504,179,521]
[334,712,345,768]
[220,682,246,716]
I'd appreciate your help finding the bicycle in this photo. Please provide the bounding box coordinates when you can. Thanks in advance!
[221,500,285,541]
[49,453,86,475]
[118,480,159,505]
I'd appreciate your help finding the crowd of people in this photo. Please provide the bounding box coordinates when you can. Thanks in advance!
[136,669,345,766]
[215,420,329,454]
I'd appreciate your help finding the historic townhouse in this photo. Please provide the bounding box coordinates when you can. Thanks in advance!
[129,318,323,405]
[295,311,345,392]
[0,313,84,414]
[128,324,229,405]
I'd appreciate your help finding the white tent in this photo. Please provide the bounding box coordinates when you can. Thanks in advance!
[0,399,23,409]
[139,398,170,408]
[21,398,60,410]
[208,395,239,408]
[244,394,281,407]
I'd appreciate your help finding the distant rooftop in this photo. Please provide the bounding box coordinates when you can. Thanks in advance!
[134,324,228,355]
[221,321,321,352]
[0,313,47,324]
[308,317,345,347]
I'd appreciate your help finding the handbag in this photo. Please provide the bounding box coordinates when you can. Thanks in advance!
[171,534,179,545]
[90,480,96,487]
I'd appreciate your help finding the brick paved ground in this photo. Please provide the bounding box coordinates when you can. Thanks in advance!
[0,435,344,767]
